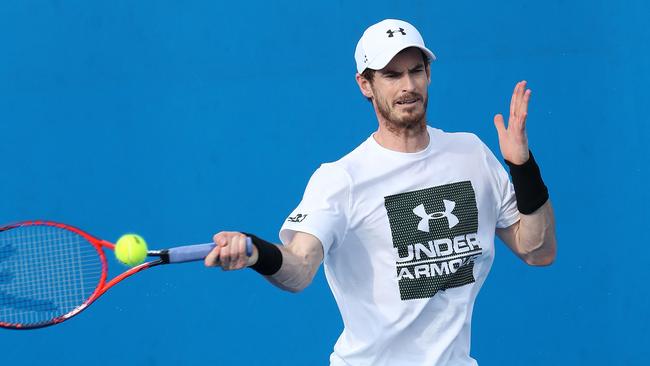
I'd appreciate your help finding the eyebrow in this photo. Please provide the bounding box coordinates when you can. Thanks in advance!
[379,63,425,76]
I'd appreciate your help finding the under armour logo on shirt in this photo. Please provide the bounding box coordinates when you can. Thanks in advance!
[413,200,459,232]
[386,28,406,37]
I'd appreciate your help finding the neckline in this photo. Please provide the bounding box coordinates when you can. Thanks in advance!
[368,126,434,159]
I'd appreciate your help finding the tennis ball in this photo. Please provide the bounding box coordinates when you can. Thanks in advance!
[114,234,148,267]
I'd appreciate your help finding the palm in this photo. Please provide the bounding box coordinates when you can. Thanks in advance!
[494,80,531,165]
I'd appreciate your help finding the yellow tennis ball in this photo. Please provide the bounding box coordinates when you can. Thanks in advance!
[114,234,148,267]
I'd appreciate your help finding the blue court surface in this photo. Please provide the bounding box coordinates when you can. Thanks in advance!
[0,1,648,365]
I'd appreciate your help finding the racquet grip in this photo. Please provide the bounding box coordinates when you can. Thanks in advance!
[167,237,253,264]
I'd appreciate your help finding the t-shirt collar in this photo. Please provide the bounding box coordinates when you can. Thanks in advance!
[368,125,434,159]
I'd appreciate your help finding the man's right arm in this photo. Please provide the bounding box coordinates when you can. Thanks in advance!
[204,231,323,293]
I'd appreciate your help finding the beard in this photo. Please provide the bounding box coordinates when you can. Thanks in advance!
[373,90,428,134]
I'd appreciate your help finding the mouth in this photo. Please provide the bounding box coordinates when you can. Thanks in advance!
[395,97,420,106]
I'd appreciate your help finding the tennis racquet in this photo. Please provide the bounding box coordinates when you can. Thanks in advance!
[0,220,252,330]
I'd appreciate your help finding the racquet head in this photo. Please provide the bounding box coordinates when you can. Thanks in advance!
[0,221,113,329]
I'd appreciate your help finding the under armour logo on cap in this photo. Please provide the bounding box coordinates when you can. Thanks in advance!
[386,28,406,37]
[413,200,459,232]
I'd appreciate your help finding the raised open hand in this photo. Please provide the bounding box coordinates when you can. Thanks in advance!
[494,80,532,165]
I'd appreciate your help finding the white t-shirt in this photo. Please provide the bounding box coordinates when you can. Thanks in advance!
[280,126,520,366]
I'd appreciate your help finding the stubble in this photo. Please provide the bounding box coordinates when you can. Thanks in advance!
[374,90,428,136]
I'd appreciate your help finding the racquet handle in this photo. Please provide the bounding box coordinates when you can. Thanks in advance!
[167,237,254,264]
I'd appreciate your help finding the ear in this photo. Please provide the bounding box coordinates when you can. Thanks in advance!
[356,73,374,99]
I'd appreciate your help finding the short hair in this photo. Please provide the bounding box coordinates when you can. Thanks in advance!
[361,48,430,84]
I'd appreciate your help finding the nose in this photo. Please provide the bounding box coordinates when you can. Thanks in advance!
[401,73,416,92]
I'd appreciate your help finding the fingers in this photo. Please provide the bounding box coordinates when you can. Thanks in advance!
[222,234,247,270]
[204,231,250,271]
[515,82,530,130]
[508,81,532,130]
[509,82,519,118]
[515,80,530,116]
[220,234,238,270]
[232,235,248,269]
[519,88,531,129]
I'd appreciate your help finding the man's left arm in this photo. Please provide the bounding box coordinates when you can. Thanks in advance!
[497,201,556,266]
[493,80,557,266]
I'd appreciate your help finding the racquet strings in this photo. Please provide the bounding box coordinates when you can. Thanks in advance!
[0,224,101,326]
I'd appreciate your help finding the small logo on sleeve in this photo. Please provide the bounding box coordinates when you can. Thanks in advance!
[287,214,308,223]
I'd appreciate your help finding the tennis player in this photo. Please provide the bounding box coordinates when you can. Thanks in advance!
[206,18,556,366]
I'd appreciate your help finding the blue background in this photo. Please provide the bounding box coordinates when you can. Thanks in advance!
[1,1,648,365]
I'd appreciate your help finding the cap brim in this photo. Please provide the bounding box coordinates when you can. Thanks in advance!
[365,44,436,72]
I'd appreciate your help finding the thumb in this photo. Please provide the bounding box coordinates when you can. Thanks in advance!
[204,245,222,267]
[493,114,506,138]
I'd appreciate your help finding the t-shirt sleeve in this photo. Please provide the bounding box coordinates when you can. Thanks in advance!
[480,142,520,229]
[279,163,351,256]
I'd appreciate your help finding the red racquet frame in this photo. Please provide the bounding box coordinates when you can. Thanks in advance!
[1,221,175,329]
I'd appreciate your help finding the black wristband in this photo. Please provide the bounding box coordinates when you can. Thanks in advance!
[504,150,549,214]
[242,232,283,276]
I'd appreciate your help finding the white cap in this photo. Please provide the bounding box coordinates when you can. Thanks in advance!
[355,19,436,74]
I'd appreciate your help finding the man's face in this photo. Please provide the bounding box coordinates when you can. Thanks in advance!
[364,48,430,129]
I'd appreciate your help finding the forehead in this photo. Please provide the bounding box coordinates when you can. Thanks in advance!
[379,47,424,71]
